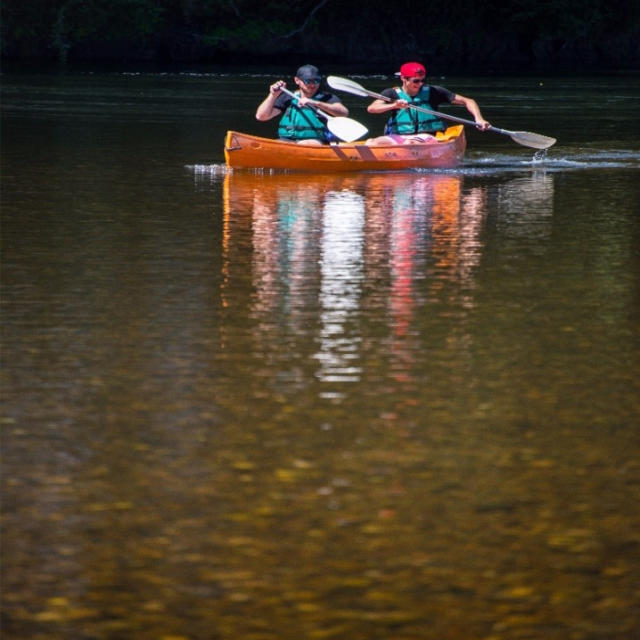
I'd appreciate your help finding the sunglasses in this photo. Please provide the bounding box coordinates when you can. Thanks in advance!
[303,77,321,84]
[407,77,426,85]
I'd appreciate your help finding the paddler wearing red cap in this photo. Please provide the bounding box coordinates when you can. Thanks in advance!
[366,62,490,145]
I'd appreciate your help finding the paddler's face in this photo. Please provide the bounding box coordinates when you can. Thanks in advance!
[295,76,320,97]
[402,75,426,96]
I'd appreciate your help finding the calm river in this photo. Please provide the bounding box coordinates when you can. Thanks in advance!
[2,68,639,639]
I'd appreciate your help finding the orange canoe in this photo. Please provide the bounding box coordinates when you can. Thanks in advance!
[224,126,466,172]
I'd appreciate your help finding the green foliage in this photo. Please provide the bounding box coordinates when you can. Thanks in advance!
[2,0,638,67]
[501,0,605,38]
[202,20,295,47]
[54,0,164,42]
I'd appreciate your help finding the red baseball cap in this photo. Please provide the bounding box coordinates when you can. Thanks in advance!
[399,62,426,77]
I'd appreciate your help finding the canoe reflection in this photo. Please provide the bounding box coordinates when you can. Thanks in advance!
[221,171,552,394]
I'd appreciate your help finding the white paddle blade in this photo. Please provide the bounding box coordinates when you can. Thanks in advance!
[510,131,557,149]
[327,76,370,97]
[327,117,368,142]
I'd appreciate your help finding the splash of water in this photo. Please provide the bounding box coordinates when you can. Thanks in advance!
[533,148,549,163]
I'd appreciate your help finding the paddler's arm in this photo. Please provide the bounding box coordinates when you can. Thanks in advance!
[451,94,491,130]
[297,95,348,117]
[367,98,408,114]
[256,80,285,121]
[367,89,408,114]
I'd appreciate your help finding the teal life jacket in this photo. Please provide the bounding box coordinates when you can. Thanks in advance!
[385,86,447,135]
[277,91,330,141]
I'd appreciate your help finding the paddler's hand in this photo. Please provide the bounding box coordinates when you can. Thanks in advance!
[394,99,409,110]
[475,118,491,131]
[269,81,285,97]
[297,95,314,108]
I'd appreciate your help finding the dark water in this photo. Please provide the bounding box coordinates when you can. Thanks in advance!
[2,71,640,639]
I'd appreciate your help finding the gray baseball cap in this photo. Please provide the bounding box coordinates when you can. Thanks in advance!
[296,64,322,83]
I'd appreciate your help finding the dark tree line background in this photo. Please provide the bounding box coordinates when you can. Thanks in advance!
[2,0,639,72]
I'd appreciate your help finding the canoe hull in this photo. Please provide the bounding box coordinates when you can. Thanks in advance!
[224,126,466,172]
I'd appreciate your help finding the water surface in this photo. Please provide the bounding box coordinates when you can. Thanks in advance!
[2,70,639,639]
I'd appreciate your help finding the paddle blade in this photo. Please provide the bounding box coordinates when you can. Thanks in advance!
[509,130,557,149]
[327,117,368,142]
[327,76,370,98]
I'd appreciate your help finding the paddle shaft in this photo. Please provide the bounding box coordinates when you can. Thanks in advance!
[279,87,334,123]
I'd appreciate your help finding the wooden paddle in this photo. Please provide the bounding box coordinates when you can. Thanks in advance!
[279,86,368,143]
[327,76,556,150]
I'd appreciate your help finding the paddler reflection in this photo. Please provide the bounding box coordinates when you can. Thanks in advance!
[221,172,480,393]
[360,173,486,385]
[222,173,366,396]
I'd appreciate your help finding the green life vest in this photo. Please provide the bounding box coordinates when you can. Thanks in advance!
[277,91,329,141]
[385,86,446,135]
